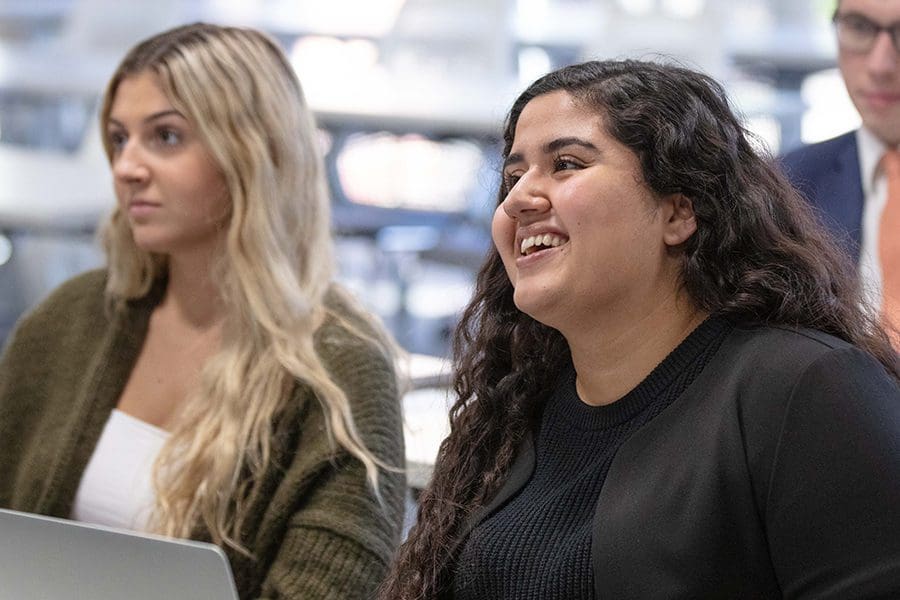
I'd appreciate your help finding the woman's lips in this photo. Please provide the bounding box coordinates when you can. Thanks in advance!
[127,200,160,218]
[515,240,566,267]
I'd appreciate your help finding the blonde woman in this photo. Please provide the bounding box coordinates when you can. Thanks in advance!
[0,23,405,599]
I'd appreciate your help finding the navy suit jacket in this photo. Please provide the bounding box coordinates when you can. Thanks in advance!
[780,131,865,262]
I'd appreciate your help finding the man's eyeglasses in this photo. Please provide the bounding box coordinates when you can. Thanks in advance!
[833,11,900,54]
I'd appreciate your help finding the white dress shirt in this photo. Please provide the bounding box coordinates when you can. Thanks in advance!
[856,126,892,313]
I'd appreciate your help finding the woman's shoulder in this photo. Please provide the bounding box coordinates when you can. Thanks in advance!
[0,269,114,402]
[37,268,107,305]
[719,322,857,374]
[314,285,398,404]
[317,286,392,358]
[7,269,109,343]
[706,321,897,427]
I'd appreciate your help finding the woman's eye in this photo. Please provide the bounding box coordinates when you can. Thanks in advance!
[108,131,127,152]
[156,127,182,146]
[554,157,581,172]
[503,173,521,189]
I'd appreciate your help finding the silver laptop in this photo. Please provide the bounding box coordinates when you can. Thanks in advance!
[0,508,239,599]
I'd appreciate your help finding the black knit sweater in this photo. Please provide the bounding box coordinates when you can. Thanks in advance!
[452,317,732,599]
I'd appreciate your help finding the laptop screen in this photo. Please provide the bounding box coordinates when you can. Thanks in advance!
[0,508,239,599]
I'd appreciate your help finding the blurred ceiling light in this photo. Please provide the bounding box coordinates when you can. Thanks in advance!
[206,0,263,22]
[518,0,550,15]
[407,275,474,319]
[800,68,860,144]
[661,0,705,19]
[617,0,655,17]
[516,0,550,32]
[274,0,408,37]
[289,36,382,101]
[291,36,380,75]
[0,235,11,267]
[337,133,483,212]
[518,46,552,86]
[744,115,781,156]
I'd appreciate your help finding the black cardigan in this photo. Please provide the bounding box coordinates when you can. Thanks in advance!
[456,324,900,599]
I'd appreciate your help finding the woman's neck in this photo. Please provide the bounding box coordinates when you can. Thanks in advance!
[161,248,225,330]
[564,291,708,407]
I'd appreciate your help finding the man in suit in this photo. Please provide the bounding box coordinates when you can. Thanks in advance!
[781,0,900,310]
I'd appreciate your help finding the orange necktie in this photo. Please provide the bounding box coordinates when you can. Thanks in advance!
[879,148,900,346]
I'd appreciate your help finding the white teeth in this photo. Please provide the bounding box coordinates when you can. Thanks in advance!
[519,234,565,255]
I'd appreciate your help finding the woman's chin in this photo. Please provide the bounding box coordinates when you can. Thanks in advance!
[513,289,561,328]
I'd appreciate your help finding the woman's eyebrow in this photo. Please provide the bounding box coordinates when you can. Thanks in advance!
[107,109,185,128]
[545,136,598,153]
[504,136,600,170]
[503,152,524,171]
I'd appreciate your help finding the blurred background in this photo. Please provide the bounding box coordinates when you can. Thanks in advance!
[0,0,848,361]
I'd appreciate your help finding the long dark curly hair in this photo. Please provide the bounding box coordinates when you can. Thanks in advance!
[379,59,899,599]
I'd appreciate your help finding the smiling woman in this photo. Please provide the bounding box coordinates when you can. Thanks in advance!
[0,23,405,600]
[380,59,900,600]
[492,90,700,373]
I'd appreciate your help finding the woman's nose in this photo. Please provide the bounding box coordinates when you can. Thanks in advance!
[112,143,150,184]
[502,173,551,220]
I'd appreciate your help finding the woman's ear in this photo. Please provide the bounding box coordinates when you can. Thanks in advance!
[661,193,697,247]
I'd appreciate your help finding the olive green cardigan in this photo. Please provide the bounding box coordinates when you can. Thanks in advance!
[0,269,406,599]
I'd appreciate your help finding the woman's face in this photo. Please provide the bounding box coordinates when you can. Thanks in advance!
[493,90,692,331]
[107,71,229,257]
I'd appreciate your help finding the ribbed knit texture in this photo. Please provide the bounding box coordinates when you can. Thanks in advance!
[453,317,732,600]
[0,269,406,600]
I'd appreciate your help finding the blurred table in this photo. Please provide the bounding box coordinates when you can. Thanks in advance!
[402,386,452,491]
[399,353,452,490]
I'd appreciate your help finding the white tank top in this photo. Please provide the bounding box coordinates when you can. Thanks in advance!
[71,409,169,531]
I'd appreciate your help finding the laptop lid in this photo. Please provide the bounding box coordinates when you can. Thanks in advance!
[0,508,239,599]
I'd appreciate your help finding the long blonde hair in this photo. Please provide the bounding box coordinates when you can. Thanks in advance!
[98,23,393,551]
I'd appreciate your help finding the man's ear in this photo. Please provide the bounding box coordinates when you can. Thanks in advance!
[661,193,697,247]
